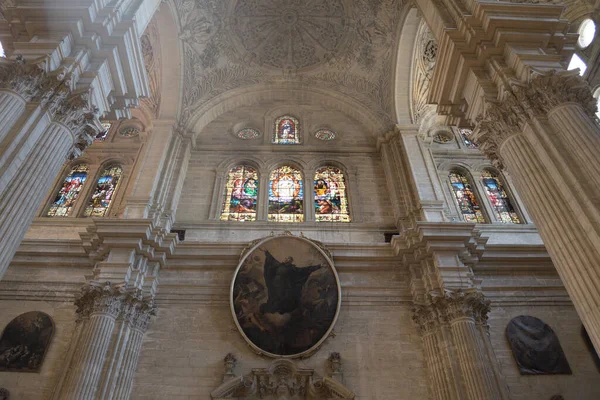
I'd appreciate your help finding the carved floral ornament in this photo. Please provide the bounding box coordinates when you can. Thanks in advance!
[412,290,491,335]
[473,69,598,169]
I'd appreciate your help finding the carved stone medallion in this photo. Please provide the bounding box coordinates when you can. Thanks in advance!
[230,0,349,71]
[231,234,341,358]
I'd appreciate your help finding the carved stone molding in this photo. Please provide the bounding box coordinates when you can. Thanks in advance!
[212,358,355,399]
[74,282,155,331]
[413,290,491,335]
[474,69,598,168]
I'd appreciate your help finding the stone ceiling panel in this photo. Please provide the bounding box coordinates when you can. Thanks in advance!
[174,0,406,134]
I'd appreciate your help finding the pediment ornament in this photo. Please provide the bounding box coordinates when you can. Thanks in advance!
[211,356,355,399]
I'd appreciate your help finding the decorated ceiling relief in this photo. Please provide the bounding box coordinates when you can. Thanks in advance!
[174,0,405,130]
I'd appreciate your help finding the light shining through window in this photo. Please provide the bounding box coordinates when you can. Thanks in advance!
[567,54,587,76]
[578,19,596,49]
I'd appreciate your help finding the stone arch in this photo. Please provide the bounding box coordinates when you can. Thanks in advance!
[185,85,387,143]
[393,7,421,125]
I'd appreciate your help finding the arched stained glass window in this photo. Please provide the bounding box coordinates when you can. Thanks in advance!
[84,165,122,217]
[273,116,300,144]
[449,171,485,223]
[481,170,521,223]
[220,165,259,221]
[47,164,88,217]
[314,167,350,222]
[268,166,304,222]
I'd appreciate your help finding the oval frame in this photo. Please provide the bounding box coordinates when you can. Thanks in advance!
[230,234,341,358]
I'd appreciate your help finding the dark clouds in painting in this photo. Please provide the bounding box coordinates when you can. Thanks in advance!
[0,311,54,372]
[232,236,339,357]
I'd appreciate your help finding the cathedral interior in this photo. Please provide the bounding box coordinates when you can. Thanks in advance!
[0,0,600,399]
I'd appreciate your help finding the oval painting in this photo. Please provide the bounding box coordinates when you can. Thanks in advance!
[231,235,341,358]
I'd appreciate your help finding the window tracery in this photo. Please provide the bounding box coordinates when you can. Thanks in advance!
[481,170,521,224]
[273,116,300,144]
[84,165,122,217]
[314,167,350,222]
[46,164,88,217]
[449,171,485,223]
[220,165,259,221]
[237,128,260,140]
[268,166,304,222]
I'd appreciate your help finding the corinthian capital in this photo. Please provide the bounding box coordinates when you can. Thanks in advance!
[0,56,46,101]
[74,282,124,320]
[474,69,597,169]
[51,90,103,160]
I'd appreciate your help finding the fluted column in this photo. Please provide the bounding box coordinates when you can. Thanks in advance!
[413,307,462,400]
[0,58,102,277]
[474,70,600,352]
[61,284,122,399]
[0,90,25,142]
[413,291,505,400]
[56,283,155,400]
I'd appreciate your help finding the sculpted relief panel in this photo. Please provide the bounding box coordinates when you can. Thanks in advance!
[174,0,405,128]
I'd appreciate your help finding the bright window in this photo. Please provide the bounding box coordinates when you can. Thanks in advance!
[273,116,300,144]
[567,54,587,76]
[47,164,88,217]
[314,166,350,222]
[481,171,521,224]
[268,166,304,222]
[449,171,485,223]
[578,19,596,49]
[220,165,258,221]
[84,165,122,217]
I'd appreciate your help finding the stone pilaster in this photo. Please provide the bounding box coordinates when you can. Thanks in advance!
[53,220,176,400]
[413,291,506,400]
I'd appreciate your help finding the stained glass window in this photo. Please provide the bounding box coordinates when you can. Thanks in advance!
[449,171,485,223]
[47,164,88,217]
[314,167,350,222]
[273,116,300,144]
[268,166,304,222]
[84,165,122,217]
[120,127,140,137]
[481,170,521,223]
[459,128,478,149]
[220,165,259,221]
[315,129,336,141]
[237,128,260,140]
[94,122,112,142]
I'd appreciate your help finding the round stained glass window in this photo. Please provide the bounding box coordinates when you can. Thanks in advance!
[315,129,336,141]
[119,126,140,137]
[578,19,596,49]
[237,128,260,140]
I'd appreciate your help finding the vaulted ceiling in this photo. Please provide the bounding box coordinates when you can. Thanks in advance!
[172,0,410,135]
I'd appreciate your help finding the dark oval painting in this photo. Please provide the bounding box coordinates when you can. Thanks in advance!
[231,235,341,358]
